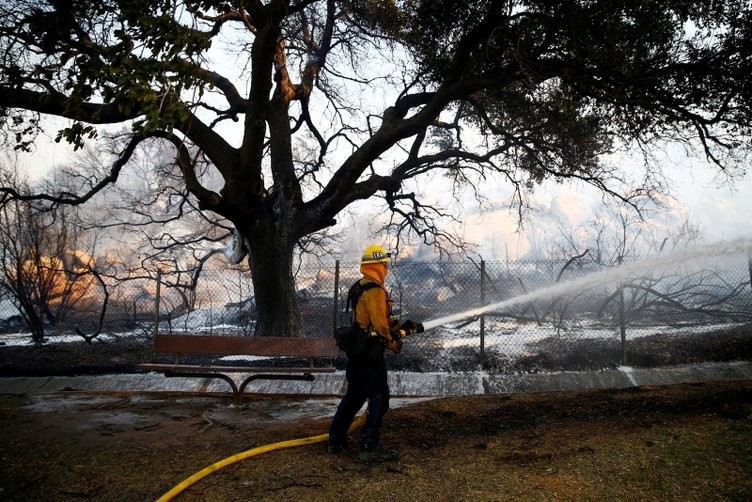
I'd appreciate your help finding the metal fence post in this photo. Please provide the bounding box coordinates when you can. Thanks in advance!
[332,260,340,334]
[617,256,627,365]
[154,269,161,338]
[480,259,486,369]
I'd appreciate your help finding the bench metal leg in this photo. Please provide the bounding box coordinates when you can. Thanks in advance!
[238,373,315,398]
[163,370,316,405]
[164,370,241,403]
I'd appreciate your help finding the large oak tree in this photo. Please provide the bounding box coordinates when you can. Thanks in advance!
[1,0,750,337]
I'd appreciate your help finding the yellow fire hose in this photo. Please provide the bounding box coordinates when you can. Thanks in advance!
[156,413,366,502]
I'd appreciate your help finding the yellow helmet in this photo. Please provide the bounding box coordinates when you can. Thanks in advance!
[361,244,391,264]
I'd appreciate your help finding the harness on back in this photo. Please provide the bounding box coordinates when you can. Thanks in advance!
[333,280,383,354]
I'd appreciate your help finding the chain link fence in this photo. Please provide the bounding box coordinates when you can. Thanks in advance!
[1,251,751,374]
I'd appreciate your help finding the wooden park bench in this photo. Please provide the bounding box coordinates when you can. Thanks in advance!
[138,334,340,403]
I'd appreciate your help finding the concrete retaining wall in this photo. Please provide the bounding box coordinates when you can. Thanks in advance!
[1,361,750,397]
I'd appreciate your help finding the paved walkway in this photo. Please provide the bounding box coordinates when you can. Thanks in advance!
[1,361,750,397]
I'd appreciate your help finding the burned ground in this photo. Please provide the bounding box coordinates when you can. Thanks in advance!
[1,325,751,500]
[1,380,751,501]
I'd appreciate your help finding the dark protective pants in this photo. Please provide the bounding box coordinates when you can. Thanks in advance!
[328,354,390,451]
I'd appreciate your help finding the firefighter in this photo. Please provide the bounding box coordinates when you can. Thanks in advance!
[326,244,422,463]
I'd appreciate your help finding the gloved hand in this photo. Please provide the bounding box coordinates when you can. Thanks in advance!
[401,320,424,334]
[386,332,403,353]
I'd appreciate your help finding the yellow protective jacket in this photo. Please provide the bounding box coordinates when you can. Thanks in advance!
[354,262,393,345]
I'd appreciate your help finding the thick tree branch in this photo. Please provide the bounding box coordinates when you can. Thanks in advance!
[0,134,143,207]
[0,88,139,124]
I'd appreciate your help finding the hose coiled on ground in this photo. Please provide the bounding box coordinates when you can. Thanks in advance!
[156,413,366,502]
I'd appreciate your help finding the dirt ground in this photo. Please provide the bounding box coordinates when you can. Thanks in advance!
[1,380,751,501]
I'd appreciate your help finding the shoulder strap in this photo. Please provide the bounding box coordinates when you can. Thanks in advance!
[345,280,381,313]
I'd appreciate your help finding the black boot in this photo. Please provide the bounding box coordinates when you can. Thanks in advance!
[358,444,399,463]
[326,435,351,454]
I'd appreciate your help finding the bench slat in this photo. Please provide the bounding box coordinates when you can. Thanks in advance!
[138,363,335,374]
[143,334,340,403]
[152,334,340,358]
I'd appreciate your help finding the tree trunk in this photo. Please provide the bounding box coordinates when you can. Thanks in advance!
[16,298,45,344]
[246,227,302,338]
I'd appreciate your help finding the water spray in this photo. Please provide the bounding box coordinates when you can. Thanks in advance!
[421,238,752,331]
